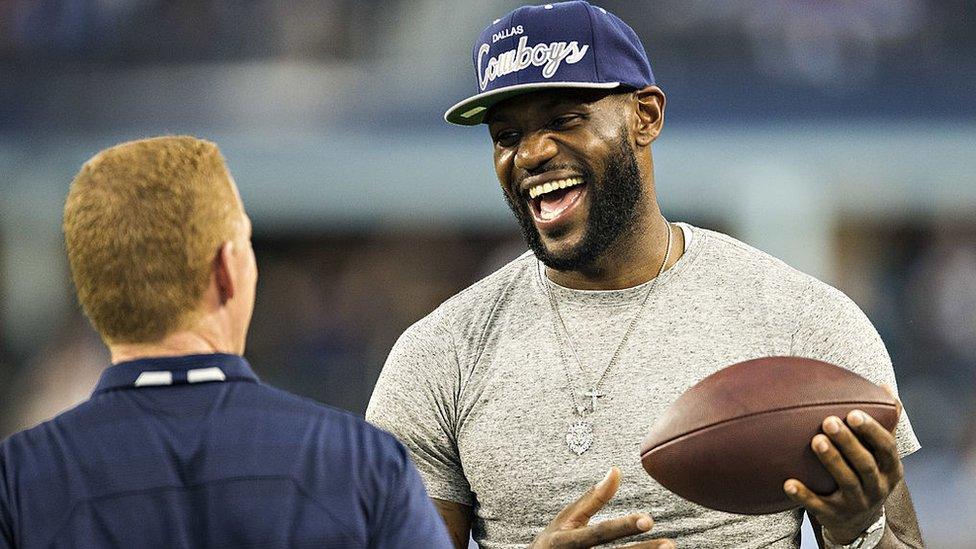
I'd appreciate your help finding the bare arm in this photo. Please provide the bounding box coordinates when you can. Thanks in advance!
[433,498,473,549]
[808,480,923,549]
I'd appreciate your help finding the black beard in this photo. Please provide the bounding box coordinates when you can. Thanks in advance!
[503,134,644,272]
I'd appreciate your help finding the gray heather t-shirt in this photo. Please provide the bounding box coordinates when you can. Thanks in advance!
[366,224,920,548]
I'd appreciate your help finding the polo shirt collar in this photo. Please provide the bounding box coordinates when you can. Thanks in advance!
[93,353,259,395]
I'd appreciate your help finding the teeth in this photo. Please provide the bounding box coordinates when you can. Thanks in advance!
[528,177,584,199]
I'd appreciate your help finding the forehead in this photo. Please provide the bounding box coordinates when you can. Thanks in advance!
[485,88,622,125]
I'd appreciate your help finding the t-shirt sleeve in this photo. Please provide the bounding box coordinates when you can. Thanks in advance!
[366,309,474,506]
[790,279,921,458]
[368,440,454,549]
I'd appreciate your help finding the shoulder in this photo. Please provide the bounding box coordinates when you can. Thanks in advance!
[693,227,813,286]
[264,389,415,493]
[790,276,885,355]
[687,226,829,305]
[3,385,404,472]
[0,399,103,515]
[203,384,417,491]
[0,398,100,464]
[251,384,407,457]
[693,228,889,371]
[691,226,869,326]
[682,226,873,340]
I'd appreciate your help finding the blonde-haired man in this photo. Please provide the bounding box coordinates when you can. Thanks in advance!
[0,136,451,548]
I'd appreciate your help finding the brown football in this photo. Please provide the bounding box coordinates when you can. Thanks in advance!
[639,356,898,515]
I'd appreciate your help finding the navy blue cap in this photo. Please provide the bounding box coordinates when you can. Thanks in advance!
[445,1,655,125]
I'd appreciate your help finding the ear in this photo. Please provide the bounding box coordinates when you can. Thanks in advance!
[214,241,236,304]
[633,86,666,147]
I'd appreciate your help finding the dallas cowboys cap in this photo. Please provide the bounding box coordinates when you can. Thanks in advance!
[444,1,655,126]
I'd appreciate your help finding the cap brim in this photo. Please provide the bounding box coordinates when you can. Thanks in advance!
[444,81,622,126]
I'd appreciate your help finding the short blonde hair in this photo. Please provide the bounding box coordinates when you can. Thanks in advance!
[64,136,242,344]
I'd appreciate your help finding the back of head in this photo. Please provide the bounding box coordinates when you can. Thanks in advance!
[64,136,241,344]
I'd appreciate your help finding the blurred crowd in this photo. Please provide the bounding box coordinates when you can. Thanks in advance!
[0,0,394,63]
[2,0,974,127]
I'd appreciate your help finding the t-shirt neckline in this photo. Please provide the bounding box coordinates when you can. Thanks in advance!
[536,222,700,307]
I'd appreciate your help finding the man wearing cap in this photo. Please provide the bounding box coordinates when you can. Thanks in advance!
[0,136,452,548]
[367,2,923,548]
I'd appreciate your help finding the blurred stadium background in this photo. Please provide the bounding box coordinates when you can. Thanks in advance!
[0,1,973,546]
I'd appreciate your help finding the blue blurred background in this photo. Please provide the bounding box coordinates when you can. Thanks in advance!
[1,1,973,546]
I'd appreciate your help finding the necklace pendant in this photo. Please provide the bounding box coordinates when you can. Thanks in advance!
[566,420,593,456]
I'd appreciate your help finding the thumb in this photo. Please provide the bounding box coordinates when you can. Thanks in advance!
[557,466,621,527]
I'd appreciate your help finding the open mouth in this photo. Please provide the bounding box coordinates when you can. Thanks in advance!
[527,177,586,225]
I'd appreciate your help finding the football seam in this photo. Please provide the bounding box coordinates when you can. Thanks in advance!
[640,400,897,459]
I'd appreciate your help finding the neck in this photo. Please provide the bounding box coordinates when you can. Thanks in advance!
[545,214,683,291]
[108,329,235,365]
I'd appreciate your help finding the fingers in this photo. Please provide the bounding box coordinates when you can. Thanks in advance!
[819,416,879,496]
[787,411,904,511]
[783,478,830,516]
[556,467,621,525]
[844,410,902,479]
[552,513,653,548]
[808,435,862,498]
[786,405,907,542]
[540,467,663,548]
[544,467,661,548]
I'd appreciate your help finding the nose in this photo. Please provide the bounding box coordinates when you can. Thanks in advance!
[514,131,558,173]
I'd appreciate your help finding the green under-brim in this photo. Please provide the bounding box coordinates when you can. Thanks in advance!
[444,81,622,126]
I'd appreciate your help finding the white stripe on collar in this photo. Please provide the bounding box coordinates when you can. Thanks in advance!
[134,371,173,387]
[187,367,226,383]
[133,367,227,387]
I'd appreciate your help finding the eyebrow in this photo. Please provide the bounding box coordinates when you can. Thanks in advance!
[487,98,587,126]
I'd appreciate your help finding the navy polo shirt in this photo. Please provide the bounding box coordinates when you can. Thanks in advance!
[0,354,451,548]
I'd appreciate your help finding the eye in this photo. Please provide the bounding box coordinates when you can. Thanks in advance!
[492,129,521,148]
[549,114,581,130]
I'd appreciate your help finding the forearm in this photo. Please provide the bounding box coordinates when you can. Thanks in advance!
[875,520,924,549]
[433,498,473,549]
[813,496,925,549]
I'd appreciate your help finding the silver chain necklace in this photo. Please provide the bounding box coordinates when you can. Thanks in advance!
[541,220,673,455]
